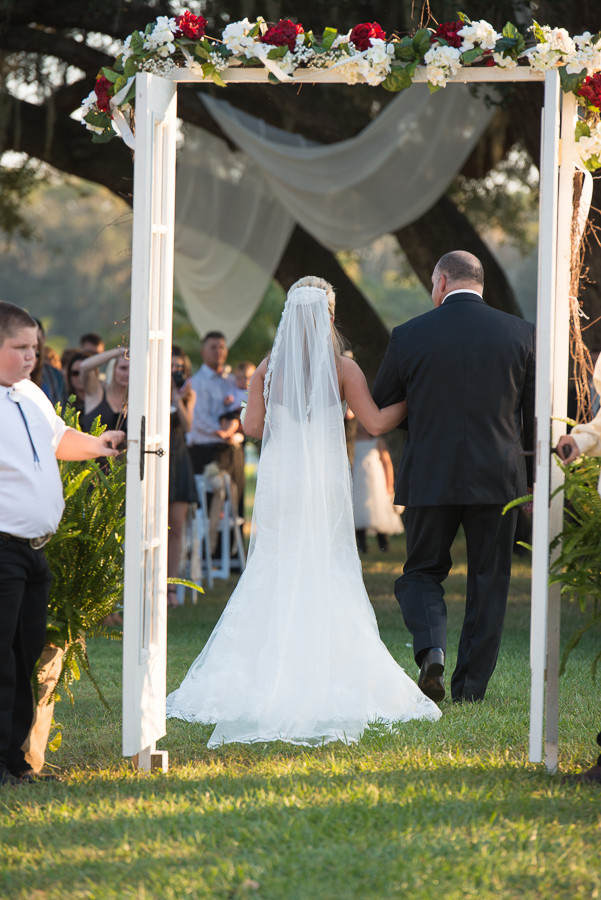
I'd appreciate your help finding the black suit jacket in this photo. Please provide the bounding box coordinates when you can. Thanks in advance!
[372,292,535,507]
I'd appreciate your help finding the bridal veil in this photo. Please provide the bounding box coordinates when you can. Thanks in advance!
[166,283,441,745]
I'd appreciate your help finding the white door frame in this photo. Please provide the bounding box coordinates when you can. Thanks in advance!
[122,72,177,771]
[124,65,581,771]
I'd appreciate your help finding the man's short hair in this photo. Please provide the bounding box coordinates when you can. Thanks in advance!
[202,331,227,345]
[436,252,484,287]
[79,332,103,348]
[0,301,37,344]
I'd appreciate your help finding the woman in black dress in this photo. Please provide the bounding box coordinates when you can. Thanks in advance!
[168,346,198,607]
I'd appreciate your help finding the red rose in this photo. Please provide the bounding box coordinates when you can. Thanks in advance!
[349,22,386,52]
[578,72,601,109]
[431,21,463,49]
[94,75,112,112]
[261,19,304,52]
[174,11,207,40]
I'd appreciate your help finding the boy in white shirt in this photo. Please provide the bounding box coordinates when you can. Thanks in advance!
[0,301,124,786]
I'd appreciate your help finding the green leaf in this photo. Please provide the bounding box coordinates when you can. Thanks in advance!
[558,65,586,95]
[267,46,288,59]
[495,36,518,53]
[195,42,211,61]
[129,30,145,54]
[501,22,520,40]
[84,110,112,129]
[458,12,472,24]
[575,120,591,140]
[394,36,417,62]
[248,23,261,39]
[113,75,127,95]
[382,64,414,92]
[460,47,482,65]
[531,20,547,43]
[123,57,138,79]
[101,67,119,83]
[321,27,338,50]
[412,28,432,58]
[48,731,62,752]
[427,81,443,94]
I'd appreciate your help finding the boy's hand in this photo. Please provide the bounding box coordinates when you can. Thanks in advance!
[100,430,126,456]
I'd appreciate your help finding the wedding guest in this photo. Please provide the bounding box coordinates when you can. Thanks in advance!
[31,319,67,408]
[79,346,129,434]
[373,250,535,704]
[63,351,92,412]
[556,352,601,784]
[0,301,124,786]
[187,332,236,477]
[219,361,256,520]
[79,332,105,355]
[353,421,403,553]
[167,347,197,609]
[342,350,358,468]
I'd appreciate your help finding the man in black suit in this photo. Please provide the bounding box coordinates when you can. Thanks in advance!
[372,251,535,703]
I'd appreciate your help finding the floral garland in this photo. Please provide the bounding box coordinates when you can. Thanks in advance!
[80,12,601,171]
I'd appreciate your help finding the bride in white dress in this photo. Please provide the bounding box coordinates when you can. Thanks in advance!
[166,277,441,746]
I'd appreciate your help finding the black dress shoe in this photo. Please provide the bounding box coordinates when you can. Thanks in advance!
[418,648,445,703]
[0,766,19,787]
[562,764,601,785]
[15,768,60,784]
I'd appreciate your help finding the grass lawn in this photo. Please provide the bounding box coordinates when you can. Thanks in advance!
[1,534,600,900]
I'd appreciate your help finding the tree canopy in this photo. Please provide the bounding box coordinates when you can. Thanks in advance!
[1,0,600,369]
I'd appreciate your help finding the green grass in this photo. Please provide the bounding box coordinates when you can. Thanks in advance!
[1,536,600,900]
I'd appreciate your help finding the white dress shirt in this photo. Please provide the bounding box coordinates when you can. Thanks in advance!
[0,379,67,538]
[187,364,236,446]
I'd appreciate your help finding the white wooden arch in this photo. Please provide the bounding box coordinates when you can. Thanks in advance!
[123,65,579,772]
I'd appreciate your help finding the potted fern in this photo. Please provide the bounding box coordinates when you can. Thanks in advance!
[24,403,126,771]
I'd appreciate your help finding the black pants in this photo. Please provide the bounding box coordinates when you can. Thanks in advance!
[395,504,518,702]
[0,538,51,774]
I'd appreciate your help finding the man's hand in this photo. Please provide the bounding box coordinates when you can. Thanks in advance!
[556,434,579,464]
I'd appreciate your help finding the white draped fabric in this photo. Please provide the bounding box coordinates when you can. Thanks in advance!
[174,84,496,343]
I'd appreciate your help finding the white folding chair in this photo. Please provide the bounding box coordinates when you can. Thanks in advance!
[179,474,213,596]
[212,471,246,580]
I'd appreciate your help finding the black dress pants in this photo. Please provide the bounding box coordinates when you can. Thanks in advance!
[395,504,518,702]
[0,538,51,774]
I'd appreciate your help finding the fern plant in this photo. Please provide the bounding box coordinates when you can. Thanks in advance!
[44,402,126,704]
[549,455,601,678]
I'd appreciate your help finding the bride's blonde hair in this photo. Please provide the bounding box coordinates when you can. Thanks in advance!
[288,275,347,359]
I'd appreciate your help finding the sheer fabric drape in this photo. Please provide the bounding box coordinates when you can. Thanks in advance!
[174,85,496,342]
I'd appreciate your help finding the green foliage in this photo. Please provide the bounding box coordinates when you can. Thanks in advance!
[0,158,43,242]
[4,538,599,899]
[44,402,126,704]
[449,145,539,254]
[549,456,601,678]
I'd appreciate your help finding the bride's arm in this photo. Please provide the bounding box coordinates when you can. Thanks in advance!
[341,357,406,436]
[242,357,268,439]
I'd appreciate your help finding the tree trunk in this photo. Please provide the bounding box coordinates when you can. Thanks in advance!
[395,194,523,317]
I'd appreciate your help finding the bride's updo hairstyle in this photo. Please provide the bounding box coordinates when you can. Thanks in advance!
[288,275,347,359]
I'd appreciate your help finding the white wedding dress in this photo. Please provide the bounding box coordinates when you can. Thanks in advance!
[166,286,441,746]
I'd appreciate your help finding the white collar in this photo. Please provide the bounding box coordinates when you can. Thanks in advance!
[441,289,483,304]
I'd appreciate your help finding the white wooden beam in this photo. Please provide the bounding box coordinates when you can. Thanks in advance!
[529,69,561,764]
[169,64,546,85]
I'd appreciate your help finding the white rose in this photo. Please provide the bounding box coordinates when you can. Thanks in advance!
[458,21,500,51]
[492,52,517,69]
